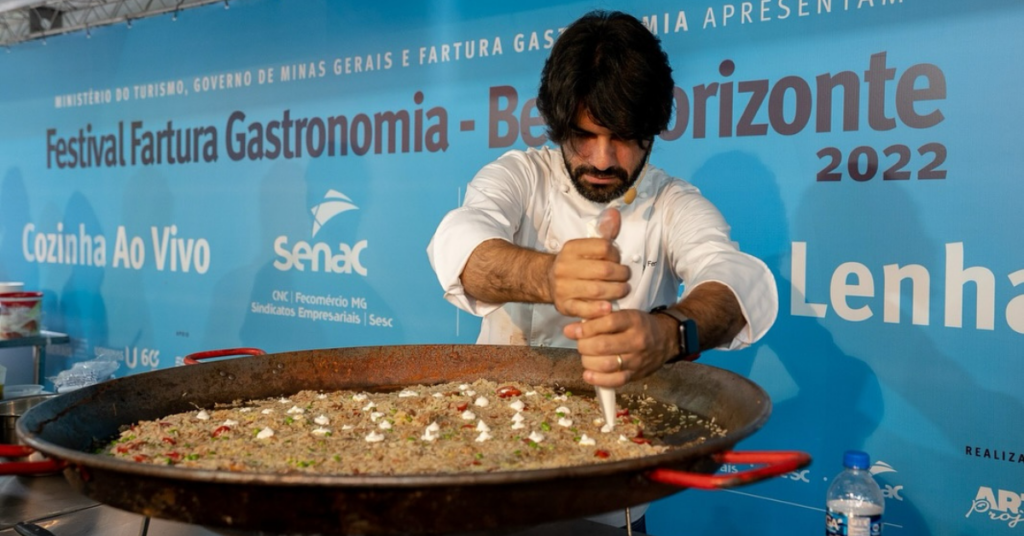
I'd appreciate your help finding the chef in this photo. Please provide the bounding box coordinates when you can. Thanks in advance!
[427,10,778,530]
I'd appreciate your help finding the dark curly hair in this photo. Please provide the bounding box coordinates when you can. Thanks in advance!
[537,11,674,149]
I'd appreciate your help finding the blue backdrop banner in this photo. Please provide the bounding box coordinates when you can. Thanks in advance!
[1,1,1022,534]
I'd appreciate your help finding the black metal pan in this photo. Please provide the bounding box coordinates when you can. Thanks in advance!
[10,344,809,534]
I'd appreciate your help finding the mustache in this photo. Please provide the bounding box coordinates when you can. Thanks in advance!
[572,165,629,182]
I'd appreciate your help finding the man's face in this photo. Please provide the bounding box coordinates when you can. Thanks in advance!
[561,109,650,204]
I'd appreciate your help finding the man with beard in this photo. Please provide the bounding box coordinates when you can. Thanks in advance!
[428,10,776,414]
[428,11,778,529]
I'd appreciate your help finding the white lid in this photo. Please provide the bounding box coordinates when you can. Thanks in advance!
[0,282,24,294]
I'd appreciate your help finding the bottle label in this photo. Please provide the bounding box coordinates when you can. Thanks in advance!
[826,509,882,536]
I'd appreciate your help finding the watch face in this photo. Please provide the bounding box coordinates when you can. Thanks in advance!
[651,306,696,359]
[681,318,699,357]
[678,321,689,356]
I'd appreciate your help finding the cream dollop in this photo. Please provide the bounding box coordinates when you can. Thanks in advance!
[421,421,441,442]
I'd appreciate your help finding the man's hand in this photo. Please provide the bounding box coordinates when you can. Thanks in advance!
[551,206,630,319]
[458,209,630,317]
[566,281,747,388]
[547,238,630,319]
[563,309,678,388]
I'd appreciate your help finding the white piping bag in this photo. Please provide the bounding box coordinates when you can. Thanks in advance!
[586,206,623,432]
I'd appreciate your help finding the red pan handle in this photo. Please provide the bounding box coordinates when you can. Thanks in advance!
[183,347,266,365]
[647,450,811,490]
[0,458,66,475]
[0,444,67,475]
[0,444,34,457]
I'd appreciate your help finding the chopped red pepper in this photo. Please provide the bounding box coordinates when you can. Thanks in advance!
[631,430,651,445]
[115,441,142,454]
[497,386,522,398]
[132,454,150,463]
[616,408,630,418]
[161,437,177,445]
[167,451,182,461]
[594,450,610,459]
[456,402,469,412]
[212,425,231,438]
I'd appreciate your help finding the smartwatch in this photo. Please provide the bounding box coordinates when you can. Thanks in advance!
[650,305,700,363]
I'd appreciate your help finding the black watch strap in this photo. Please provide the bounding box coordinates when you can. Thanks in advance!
[650,305,701,363]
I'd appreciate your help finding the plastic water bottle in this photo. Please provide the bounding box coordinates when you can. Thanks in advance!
[826,450,884,536]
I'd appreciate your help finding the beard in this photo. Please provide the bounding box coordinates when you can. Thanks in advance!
[562,147,649,204]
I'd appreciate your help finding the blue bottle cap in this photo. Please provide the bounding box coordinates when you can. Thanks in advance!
[843,450,870,470]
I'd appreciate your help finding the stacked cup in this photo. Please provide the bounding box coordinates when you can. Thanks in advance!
[0,283,43,340]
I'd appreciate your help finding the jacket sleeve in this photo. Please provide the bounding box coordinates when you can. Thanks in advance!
[426,150,539,317]
[660,182,779,349]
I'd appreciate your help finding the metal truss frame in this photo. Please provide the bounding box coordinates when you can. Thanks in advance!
[0,0,224,47]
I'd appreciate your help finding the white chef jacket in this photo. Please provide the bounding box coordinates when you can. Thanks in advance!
[427,146,777,350]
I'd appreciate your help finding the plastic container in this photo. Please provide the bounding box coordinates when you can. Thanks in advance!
[2,384,43,399]
[826,450,884,536]
[0,291,43,339]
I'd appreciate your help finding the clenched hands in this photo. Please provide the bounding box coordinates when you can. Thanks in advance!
[559,208,678,388]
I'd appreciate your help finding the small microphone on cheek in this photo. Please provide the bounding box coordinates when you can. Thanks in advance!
[622,164,647,205]
[623,187,637,205]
